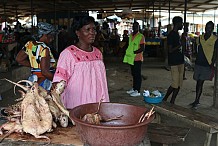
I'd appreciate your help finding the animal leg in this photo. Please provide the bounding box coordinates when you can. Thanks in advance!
[33,135,51,145]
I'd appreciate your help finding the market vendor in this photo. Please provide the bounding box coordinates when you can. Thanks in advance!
[52,16,109,109]
[16,22,57,90]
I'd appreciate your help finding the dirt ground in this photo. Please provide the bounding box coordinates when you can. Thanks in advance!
[105,56,217,146]
[0,56,217,146]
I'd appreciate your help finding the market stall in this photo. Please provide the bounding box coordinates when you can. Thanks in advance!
[144,37,163,57]
[0,33,17,72]
[0,125,83,145]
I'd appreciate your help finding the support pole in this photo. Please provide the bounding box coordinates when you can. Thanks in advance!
[214,9,216,25]
[153,2,155,28]
[183,0,187,52]
[3,2,7,33]
[202,12,204,34]
[167,0,171,33]
[31,0,33,34]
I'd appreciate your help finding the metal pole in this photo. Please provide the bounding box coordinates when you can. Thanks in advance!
[167,0,171,33]
[184,0,187,30]
[54,0,58,53]
[15,5,18,22]
[158,0,161,37]
[31,0,33,34]
[54,0,56,25]
[183,0,187,51]
[168,0,170,25]
[153,2,154,28]
[202,12,204,34]
[3,2,7,33]
[214,9,216,23]
[193,13,195,32]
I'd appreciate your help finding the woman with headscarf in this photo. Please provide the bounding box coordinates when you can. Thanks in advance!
[16,22,57,90]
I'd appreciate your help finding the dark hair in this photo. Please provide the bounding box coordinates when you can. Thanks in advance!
[206,21,214,28]
[71,16,95,44]
[172,16,183,25]
[133,21,139,26]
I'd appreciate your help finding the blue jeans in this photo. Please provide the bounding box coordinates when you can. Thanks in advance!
[28,74,52,90]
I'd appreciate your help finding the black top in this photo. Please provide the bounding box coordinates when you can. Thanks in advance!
[167,30,184,66]
[195,37,218,67]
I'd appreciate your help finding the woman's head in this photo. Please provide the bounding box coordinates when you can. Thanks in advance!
[37,22,57,44]
[205,21,214,35]
[71,16,96,44]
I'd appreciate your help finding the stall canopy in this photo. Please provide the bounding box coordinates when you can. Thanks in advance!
[107,14,122,22]
[0,0,218,18]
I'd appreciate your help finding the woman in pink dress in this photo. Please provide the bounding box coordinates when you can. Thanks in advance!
[52,16,110,109]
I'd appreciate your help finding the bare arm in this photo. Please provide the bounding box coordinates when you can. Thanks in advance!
[16,50,31,67]
[134,44,145,54]
[40,48,54,81]
[134,35,145,54]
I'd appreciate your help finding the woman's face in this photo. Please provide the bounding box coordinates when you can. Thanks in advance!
[77,22,96,44]
[205,23,214,35]
[43,33,54,45]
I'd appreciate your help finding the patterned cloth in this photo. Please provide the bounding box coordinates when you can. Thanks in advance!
[23,41,56,90]
[53,45,109,109]
[23,41,56,69]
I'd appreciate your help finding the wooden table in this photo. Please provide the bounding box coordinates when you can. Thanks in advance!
[0,125,83,146]
[145,102,218,146]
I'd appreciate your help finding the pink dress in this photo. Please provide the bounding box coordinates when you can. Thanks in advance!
[53,45,110,109]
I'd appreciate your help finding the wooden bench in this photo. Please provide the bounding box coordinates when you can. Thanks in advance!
[148,123,190,146]
[145,101,218,146]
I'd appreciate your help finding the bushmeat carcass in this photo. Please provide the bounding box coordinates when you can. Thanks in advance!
[0,119,23,142]
[50,80,75,125]
[2,78,52,143]
[21,82,53,141]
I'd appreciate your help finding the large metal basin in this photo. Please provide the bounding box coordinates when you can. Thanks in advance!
[69,102,154,146]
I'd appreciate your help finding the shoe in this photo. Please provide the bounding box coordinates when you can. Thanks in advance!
[189,102,200,109]
[130,90,141,97]
[127,88,135,94]
[189,101,200,106]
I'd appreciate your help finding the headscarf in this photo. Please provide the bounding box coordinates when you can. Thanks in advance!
[37,22,57,38]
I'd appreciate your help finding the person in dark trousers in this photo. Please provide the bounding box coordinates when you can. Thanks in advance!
[189,21,218,109]
[123,21,145,97]
[163,16,184,104]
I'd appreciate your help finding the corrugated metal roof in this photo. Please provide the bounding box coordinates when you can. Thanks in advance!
[0,0,217,18]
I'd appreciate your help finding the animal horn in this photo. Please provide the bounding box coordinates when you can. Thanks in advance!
[2,78,29,93]
[14,80,33,94]
[17,80,33,86]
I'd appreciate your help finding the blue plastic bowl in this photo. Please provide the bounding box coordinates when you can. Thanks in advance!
[144,94,164,104]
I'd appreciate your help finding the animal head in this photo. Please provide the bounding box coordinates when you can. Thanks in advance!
[59,114,68,128]
[30,82,39,94]
[55,80,66,94]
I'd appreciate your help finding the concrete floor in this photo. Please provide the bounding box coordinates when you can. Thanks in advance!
[106,56,217,146]
[0,56,217,146]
